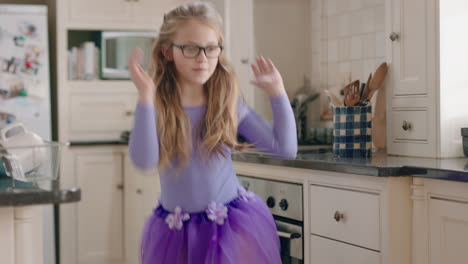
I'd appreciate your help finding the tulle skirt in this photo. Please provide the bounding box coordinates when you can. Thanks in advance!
[140,192,281,264]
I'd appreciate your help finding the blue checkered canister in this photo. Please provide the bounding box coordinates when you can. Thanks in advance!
[332,106,372,158]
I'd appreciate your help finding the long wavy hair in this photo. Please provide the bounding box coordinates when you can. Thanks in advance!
[149,2,244,169]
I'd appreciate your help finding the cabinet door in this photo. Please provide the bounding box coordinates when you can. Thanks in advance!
[68,0,132,24]
[310,235,380,264]
[227,0,256,107]
[429,198,468,264]
[309,185,381,251]
[69,94,136,141]
[76,151,125,264]
[124,154,160,264]
[131,0,185,26]
[390,0,435,96]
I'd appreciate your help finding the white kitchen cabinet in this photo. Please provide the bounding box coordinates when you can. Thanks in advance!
[0,206,44,264]
[429,198,468,264]
[68,93,137,142]
[59,146,160,264]
[232,162,412,264]
[309,185,380,251]
[387,0,468,157]
[412,178,468,264]
[124,154,160,264]
[225,0,256,107]
[73,148,125,264]
[61,0,184,29]
[310,235,380,264]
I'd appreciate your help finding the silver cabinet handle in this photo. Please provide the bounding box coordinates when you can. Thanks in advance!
[390,32,399,42]
[277,231,301,239]
[402,120,412,131]
[334,211,345,222]
[241,58,249,64]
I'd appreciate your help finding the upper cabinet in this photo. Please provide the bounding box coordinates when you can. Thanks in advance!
[67,0,132,25]
[387,0,468,158]
[62,0,185,29]
[389,0,433,96]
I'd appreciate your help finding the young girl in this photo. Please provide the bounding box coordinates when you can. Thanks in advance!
[128,2,297,263]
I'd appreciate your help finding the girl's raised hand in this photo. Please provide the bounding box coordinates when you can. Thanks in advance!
[250,57,286,97]
[128,48,156,103]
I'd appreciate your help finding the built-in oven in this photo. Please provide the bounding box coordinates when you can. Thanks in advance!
[238,175,303,264]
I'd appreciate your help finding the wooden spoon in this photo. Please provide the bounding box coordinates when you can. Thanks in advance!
[360,73,372,104]
[344,80,360,106]
[367,62,388,101]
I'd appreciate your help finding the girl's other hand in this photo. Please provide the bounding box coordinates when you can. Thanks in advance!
[250,57,286,97]
[128,48,156,104]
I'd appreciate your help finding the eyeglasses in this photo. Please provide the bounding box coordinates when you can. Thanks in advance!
[171,43,223,58]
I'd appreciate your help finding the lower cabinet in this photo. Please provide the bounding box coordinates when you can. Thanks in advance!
[59,146,159,264]
[429,198,468,264]
[310,235,380,264]
[0,206,44,264]
[232,161,413,264]
[413,178,468,264]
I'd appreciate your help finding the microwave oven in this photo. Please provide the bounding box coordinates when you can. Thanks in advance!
[101,31,157,79]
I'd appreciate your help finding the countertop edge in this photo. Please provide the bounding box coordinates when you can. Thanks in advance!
[232,153,468,183]
[0,187,81,207]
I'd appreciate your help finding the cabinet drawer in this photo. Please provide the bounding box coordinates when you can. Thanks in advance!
[310,235,380,264]
[309,185,380,251]
[392,109,428,141]
[70,94,136,140]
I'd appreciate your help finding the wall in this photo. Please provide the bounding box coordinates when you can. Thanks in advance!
[310,0,386,126]
[253,0,311,121]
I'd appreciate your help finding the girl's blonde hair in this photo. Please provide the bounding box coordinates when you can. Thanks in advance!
[150,1,243,169]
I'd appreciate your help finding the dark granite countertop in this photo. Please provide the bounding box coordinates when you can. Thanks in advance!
[232,148,468,183]
[0,178,81,207]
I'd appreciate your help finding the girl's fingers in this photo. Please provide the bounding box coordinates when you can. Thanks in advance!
[257,56,268,73]
[251,64,260,77]
[267,59,276,72]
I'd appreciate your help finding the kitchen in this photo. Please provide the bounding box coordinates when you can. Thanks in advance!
[1,0,468,264]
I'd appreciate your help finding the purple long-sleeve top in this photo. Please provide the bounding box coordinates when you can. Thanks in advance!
[129,94,297,212]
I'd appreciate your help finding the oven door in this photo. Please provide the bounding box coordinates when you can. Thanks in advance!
[275,219,303,264]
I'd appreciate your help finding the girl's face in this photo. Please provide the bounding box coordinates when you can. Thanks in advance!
[169,20,220,87]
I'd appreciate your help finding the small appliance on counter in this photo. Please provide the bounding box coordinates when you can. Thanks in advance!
[0,122,68,185]
[290,76,320,144]
[462,128,468,157]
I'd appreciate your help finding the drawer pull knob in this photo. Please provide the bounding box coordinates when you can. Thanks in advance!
[117,184,124,190]
[402,120,412,131]
[136,189,142,194]
[125,111,134,116]
[334,211,345,222]
[390,32,399,41]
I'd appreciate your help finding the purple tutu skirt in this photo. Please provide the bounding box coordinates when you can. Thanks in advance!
[140,191,281,264]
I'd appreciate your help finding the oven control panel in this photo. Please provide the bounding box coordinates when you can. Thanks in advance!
[237,175,303,221]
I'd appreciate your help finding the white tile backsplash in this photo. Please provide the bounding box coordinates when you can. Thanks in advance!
[375,32,386,57]
[374,6,386,31]
[338,38,350,60]
[350,12,364,35]
[349,0,363,11]
[338,14,350,37]
[328,40,339,63]
[362,34,376,59]
[326,0,338,16]
[362,9,375,33]
[350,36,363,60]
[312,0,385,91]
